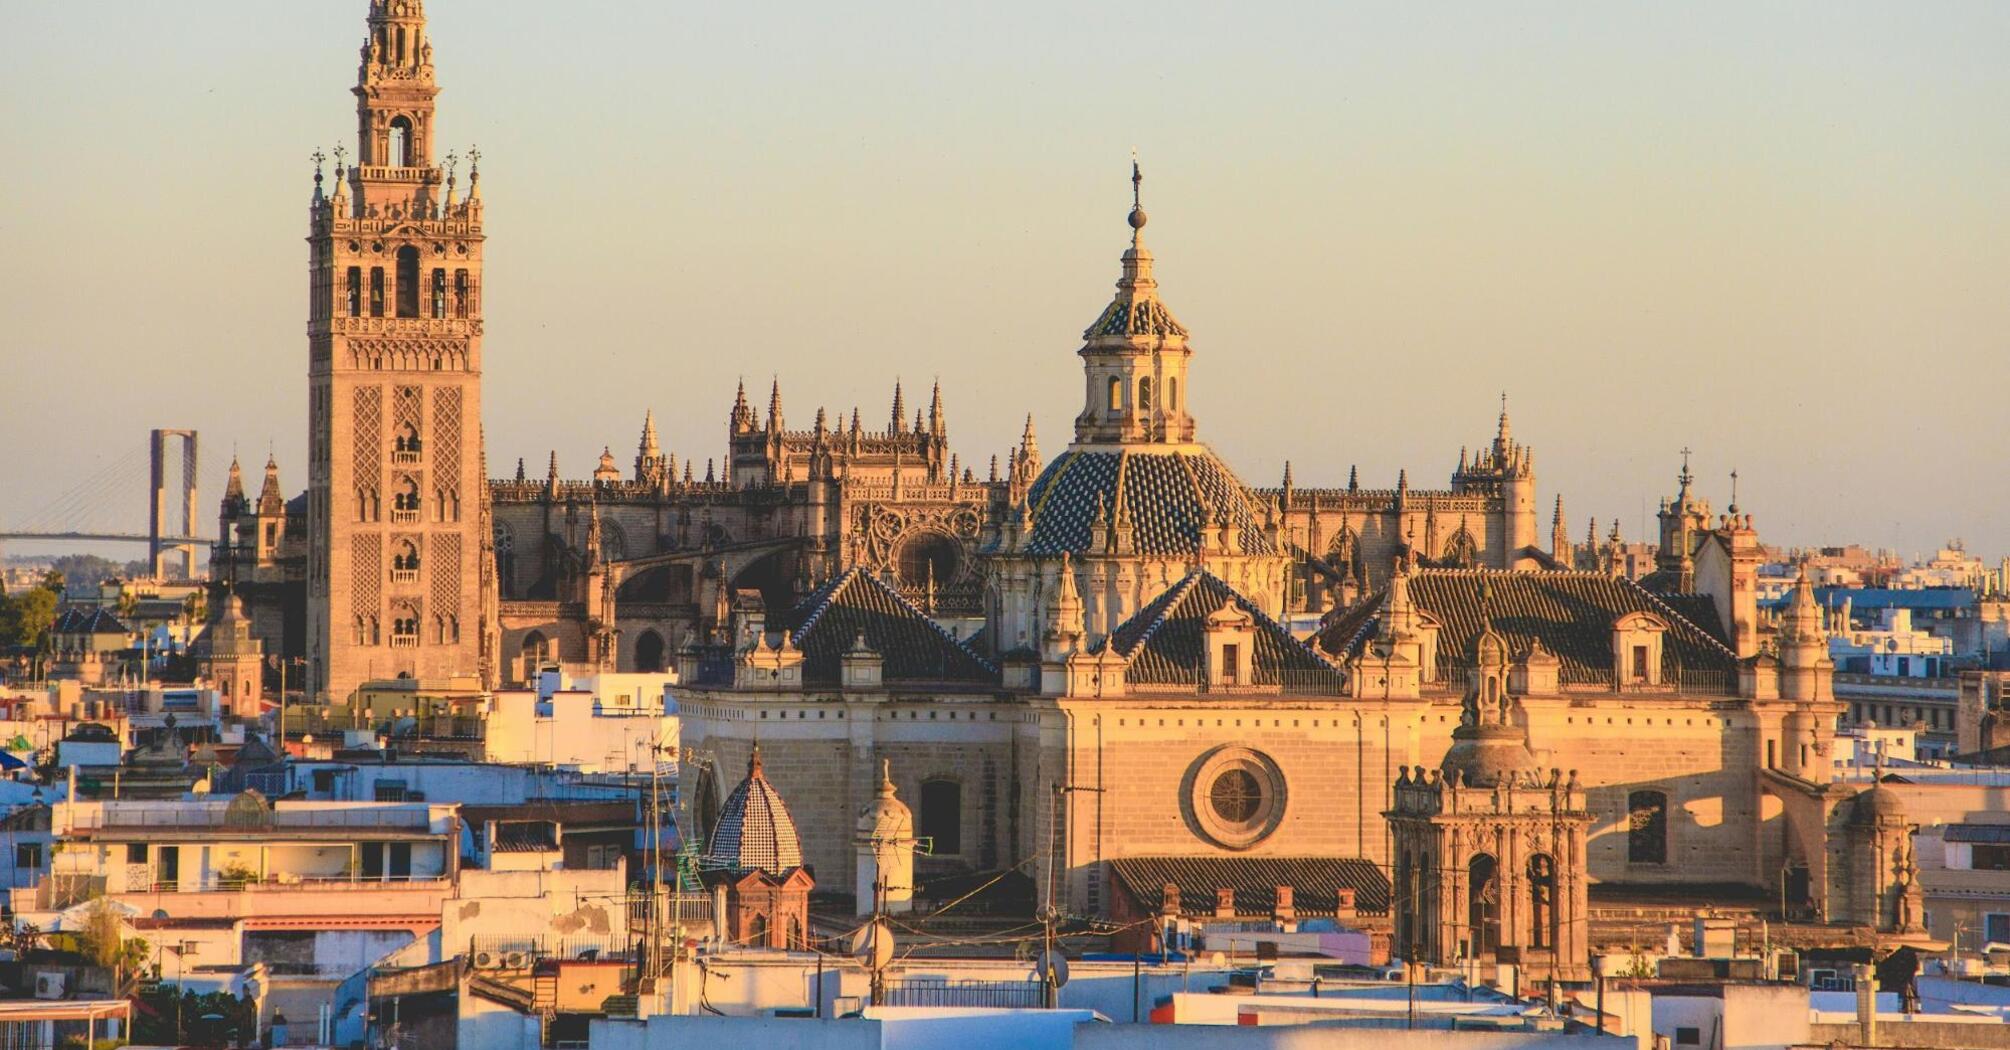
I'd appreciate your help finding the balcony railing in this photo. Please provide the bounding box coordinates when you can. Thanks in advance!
[390,569,419,583]
[390,509,420,524]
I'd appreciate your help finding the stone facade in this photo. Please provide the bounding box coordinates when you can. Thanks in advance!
[303,0,494,702]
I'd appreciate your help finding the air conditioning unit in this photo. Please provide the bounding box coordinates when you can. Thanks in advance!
[34,972,66,1000]
[503,951,529,970]
[472,950,501,971]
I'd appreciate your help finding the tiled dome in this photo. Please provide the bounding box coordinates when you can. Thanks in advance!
[1022,447,1275,558]
[701,746,805,875]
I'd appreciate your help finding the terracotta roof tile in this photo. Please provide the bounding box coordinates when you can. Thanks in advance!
[1108,856,1389,917]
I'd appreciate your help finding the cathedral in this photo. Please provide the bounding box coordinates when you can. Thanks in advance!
[211,0,1921,956]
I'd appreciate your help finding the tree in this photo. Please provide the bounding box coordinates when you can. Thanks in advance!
[0,587,57,650]
[4,587,57,643]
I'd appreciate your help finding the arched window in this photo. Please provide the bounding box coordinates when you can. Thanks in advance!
[430,269,447,319]
[395,422,422,455]
[1107,376,1123,415]
[896,534,960,592]
[454,270,469,318]
[391,610,419,644]
[1628,790,1669,864]
[1527,853,1555,949]
[395,246,420,318]
[353,616,369,646]
[1468,853,1499,956]
[392,540,420,576]
[919,779,962,856]
[1137,377,1152,413]
[370,268,385,317]
[747,912,768,947]
[346,267,362,317]
[389,116,413,167]
[633,630,666,674]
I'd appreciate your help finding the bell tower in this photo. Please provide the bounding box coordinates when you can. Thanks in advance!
[307,0,492,702]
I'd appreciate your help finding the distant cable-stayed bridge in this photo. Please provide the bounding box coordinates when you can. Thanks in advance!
[1,430,222,578]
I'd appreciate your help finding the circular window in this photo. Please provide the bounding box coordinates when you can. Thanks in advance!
[1209,769,1261,823]
[1185,746,1286,850]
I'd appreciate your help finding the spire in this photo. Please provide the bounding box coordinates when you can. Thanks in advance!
[890,381,906,435]
[1020,414,1039,465]
[1495,391,1513,454]
[1348,465,1359,491]
[258,453,284,512]
[1281,461,1294,491]
[224,456,246,503]
[639,409,660,457]
[928,380,945,437]
[767,377,784,433]
[514,457,527,484]
[731,379,754,433]
[1551,494,1569,563]
[547,451,559,482]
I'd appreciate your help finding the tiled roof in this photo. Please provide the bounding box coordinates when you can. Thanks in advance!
[1022,448,1276,557]
[1318,570,1738,682]
[53,608,128,636]
[701,750,804,876]
[1102,571,1341,688]
[776,569,997,687]
[1108,856,1390,917]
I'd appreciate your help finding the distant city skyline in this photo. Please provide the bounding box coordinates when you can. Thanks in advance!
[3,1,2006,557]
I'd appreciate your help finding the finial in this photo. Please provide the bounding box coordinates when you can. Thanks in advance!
[467,145,482,195]
[1728,469,1740,514]
[311,149,327,193]
[1128,153,1148,235]
[333,143,347,177]
[1678,446,1694,488]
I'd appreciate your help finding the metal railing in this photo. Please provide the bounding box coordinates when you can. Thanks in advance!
[879,978,1043,1009]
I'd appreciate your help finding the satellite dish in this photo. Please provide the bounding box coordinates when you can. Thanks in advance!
[1034,948,1070,989]
[850,918,894,972]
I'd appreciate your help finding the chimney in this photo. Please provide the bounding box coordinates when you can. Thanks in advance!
[1159,882,1181,919]
[1215,888,1236,919]
[1273,885,1296,931]
[1334,887,1357,920]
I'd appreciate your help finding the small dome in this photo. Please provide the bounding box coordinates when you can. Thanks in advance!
[1851,782,1905,825]
[857,760,913,840]
[702,746,805,875]
[1440,723,1538,789]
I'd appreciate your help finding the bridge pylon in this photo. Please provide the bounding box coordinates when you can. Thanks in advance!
[150,429,199,580]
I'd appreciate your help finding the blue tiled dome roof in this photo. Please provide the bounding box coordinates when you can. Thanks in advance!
[701,747,804,876]
[1022,448,1275,558]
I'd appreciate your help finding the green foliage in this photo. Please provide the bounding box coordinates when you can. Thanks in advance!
[72,901,147,976]
[0,586,58,650]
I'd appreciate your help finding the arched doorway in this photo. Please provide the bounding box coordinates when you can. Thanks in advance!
[633,630,666,674]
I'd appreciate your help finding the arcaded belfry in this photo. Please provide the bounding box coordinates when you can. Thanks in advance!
[1386,625,1593,984]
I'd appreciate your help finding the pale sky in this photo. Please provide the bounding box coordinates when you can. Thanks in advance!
[3,2,2007,560]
